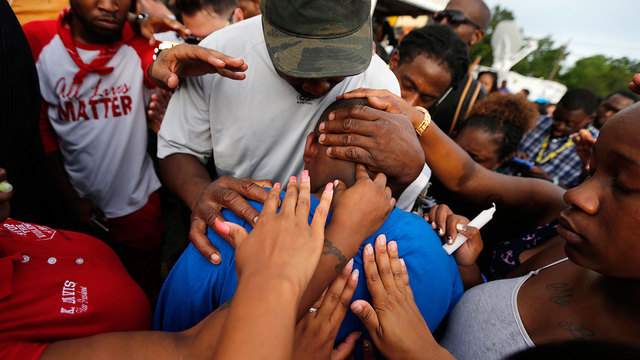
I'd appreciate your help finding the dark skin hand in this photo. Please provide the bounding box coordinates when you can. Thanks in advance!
[159,153,270,264]
[337,88,566,236]
[424,204,484,289]
[149,44,248,90]
[317,93,424,198]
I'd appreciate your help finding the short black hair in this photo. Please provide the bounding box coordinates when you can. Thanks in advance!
[609,90,638,103]
[558,88,599,115]
[315,98,369,134]
[397,25,469,89]
[174,0,238,16]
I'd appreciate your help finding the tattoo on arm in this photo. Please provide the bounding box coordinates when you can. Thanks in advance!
[546,282,573,307]
[322,239,348,272]
[557,321,595,339]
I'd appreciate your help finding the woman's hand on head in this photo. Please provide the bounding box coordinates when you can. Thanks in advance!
[217,172,334,294]
[350,235,454,359]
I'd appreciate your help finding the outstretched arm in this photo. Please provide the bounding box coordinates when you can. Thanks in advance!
[321,89,566,232]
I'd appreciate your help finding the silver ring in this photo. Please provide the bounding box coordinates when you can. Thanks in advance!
[309,307,317,313]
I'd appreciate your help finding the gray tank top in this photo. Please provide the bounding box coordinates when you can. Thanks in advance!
[439,257,569,360]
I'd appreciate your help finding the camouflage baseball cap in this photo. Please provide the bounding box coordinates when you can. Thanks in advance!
[260,0,373,78]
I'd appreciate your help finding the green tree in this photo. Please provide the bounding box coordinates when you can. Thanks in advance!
[511,36,567,79]
[469,5,514,66]
[558,55,640,97]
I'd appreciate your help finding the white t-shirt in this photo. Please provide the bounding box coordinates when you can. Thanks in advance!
[25,21,161,218]
[158,16,429,209]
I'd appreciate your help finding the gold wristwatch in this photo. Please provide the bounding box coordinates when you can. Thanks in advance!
[414,106,431,136]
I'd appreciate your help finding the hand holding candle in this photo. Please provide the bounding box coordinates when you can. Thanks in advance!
[442,203,496,255]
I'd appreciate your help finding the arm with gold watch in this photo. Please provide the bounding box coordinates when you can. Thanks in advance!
[413,106,432,137]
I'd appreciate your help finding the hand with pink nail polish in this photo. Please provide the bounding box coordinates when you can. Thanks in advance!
[217,174,334,294]
[350,237,454,360]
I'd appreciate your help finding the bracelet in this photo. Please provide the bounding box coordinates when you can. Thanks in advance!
[480,272,488,283]
[414,106,431,137]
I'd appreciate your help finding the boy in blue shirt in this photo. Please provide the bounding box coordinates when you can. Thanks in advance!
[154,98,463,345]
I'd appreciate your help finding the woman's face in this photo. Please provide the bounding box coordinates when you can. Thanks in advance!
[455,126,502,170]
[558,104,640,278]
[478,73,494,93]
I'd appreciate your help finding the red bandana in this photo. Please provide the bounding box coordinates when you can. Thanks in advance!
[56,7,135,96]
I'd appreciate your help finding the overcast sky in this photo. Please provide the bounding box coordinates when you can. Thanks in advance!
[483,0,640,67]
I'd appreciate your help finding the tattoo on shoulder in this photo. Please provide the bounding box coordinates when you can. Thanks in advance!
[322,239,348,272]
[557,321,595,339]
[546,282,573,307]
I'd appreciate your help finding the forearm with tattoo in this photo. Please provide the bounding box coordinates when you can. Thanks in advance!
[322,239,348,272]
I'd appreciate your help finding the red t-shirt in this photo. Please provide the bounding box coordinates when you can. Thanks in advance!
[0,219,151,359]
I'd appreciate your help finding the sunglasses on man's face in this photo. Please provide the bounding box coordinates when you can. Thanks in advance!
[433,10,482,30]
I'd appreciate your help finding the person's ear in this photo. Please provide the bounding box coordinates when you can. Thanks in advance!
[389,50,400,71]
[470,29,484,47]
[232,7,244,23]
[303,132,320,163]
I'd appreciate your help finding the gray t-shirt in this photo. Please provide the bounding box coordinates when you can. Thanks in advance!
[158,16,401,185]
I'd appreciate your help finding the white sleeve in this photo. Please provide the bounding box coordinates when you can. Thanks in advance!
[157,75,213,163]
[396,163,432,211]
[363,55,401,96]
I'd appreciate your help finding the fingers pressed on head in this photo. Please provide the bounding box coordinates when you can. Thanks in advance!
[355,163,370,181]
[326,146,374,166]
[373,171,388,187]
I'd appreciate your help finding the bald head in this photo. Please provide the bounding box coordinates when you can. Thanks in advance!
[441,0,490,49]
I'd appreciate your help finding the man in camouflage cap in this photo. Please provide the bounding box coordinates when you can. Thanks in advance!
[153,0,424,276]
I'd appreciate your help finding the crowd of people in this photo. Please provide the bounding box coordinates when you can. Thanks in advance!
[1,0,640,358]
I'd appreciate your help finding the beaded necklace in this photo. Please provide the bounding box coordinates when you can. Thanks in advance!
[535,134,574,164]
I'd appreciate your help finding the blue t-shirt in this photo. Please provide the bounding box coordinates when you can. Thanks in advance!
[154,193,463,342]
